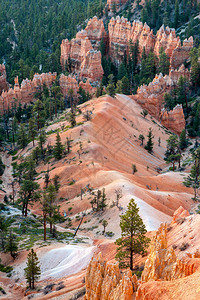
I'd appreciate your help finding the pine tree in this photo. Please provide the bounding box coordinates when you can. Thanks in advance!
[184,147,200,200]
[102,219,108,235]
[179,129,188,150]
[24,249,41,289]
[6,231,18,259]
[121,76,130,95]
[115,199,150,270]
[18,124,28,149]
[33,99,44,131]
[158,47,170,75]
[145,128,154,154]
[174,0,179,28]
[29,118,37,147]
[53,175,60,192]
[38,130,47,159]
[165,135,181,171]
[54,133,64,160]
[66,137,72,153]
[106,74,116,98]
[100,188,107,211]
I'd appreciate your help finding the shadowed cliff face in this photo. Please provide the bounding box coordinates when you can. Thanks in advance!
[85,208,200,300]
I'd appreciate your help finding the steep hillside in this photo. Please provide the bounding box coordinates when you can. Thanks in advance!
[17,94,193,237]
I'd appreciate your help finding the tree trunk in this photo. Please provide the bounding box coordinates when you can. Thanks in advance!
[44,214,46,241]
[130,248,133,271]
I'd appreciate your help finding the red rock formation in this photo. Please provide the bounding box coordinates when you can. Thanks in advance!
[80,50,104,81]
[60,16,105,82]
[141,222,200,283]
[108,17,155,64]
[0,73,56,112]
[85,252,138,300]
[108,17,193,67]
[59,74,97,98]
[131,65,189,134]
[0,64,8,94]
[161,105,186,135]
[171,206,190,224]
[82,16,107,49]
[171,37,194,69]
[61,16,193,83]
[79,79,97,95]
[59,74,79,97]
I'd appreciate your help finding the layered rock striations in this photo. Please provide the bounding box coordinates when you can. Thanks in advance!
[85,252,138,300]
[0,72,56,111]
[132,65,189,134]
[0,64,9,94]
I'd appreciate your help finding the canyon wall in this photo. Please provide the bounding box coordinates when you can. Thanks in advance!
[61,16,193,83]
[0,64,8,94]
[131,65,189,134]
[108,17,193,67]
[0,72,56,112]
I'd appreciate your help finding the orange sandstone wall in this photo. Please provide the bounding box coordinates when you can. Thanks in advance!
[131,65,189,134]
[0,72,56,112]
[108,16,193,67]
[59,74,96,98]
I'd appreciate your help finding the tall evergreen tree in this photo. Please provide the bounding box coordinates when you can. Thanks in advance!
[6,231,18,259]
[145,128,154,154]
[115,199,150,270]
[29,118,37,146]
[174,0,179,28]
[18,124,28,149]
[24,249,41,289]
[184,147,200,200]
[54,132,64,160]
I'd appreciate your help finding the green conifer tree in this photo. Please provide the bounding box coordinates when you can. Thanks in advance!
[24,249,41,289]
[54,133,64,160]
[145,128,154,154]
[115,199,150,270]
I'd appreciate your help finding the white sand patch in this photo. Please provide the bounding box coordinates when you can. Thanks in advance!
[13,245,95,281]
